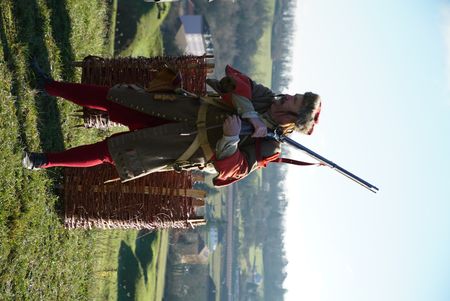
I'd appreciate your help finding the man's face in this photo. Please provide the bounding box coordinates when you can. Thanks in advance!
[269,94,303,125]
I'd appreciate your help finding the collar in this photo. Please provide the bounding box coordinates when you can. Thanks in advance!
[260,112,278,130]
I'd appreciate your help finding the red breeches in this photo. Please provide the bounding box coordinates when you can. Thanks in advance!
[42,81,171,168]
[45,140,114,168]
[45,81,170,130]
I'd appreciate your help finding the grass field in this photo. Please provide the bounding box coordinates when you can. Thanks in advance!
[117,3,170,57]
[154,230,169,300]
[0,1,110,299]
[249,0,276,86]
[207,183,226,301]
[0,0,168,300]
[107,0,119,56]
[90,229,168,301]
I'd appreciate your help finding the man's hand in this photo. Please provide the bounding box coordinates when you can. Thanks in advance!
[223,115,242,136]
[248,117,267,137]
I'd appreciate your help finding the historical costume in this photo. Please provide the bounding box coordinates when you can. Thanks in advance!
[24,65,321,186]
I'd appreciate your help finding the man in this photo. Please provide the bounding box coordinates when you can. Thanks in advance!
[23,64,321,186]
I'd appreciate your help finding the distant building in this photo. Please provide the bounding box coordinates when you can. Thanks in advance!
[175,15,214,56]
[251,272,263,285]
[175,232,211,265]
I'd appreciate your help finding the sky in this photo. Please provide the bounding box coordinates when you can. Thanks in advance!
[284,0,450,300]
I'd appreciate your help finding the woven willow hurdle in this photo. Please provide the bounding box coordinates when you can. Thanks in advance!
[75,55,214,129]
[63,55,213,230]
[64,166,206,230]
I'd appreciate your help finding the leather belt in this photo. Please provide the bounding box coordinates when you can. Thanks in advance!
[175,103,214,163]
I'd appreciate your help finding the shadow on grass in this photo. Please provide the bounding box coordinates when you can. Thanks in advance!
[45,0,76,81]
[117,241,141,301]
[8,0,70,152]
[0,4,34,151]
[0,0,79,212]
[115,0,152,54]
[134,229,156,285]
[159,2,183,56]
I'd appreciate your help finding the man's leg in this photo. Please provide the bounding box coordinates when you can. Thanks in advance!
[45,140,114,168]
[44,81,171,130]
[41,140,114,168]
[23,139,113,170]
[44,81,110,111]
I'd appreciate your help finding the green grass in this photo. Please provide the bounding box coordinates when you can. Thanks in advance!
[118,3,170,57]
[210,243,223,301]
[250,0,276,86]
[90,230,136,300]
[154,229,169,301]
[248,245,264,275]
[0,0,169,300]
[0,0,110,299]
[206,184,225,301]
[91,229,168,301]
[237,245,264,298]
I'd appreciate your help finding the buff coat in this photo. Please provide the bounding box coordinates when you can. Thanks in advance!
[106,83,280,182]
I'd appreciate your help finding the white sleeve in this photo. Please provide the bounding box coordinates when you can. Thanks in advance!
[231,94,258,119]
[215,135,240,160]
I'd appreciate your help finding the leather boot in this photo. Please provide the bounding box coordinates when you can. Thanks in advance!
[31,59,54,91]
[22,152,48,170]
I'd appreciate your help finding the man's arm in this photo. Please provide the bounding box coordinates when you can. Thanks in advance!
[213,115,247,186]
[231,94,267,137]
[215,115,241,160]
[212,115,279,186]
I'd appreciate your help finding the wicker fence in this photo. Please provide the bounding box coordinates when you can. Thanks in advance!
[75,55,213,129]
[64,165,207,230]
[63,55,213,230]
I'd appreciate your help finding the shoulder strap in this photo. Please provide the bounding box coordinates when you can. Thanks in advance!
[255,138,321,168]
[273,157,321,166]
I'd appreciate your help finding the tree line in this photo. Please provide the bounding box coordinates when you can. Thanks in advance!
[193,0,297,90]
[191,0,268,77]
[271,0,298,92]
[260,165,289,301]
[237,164,289,301]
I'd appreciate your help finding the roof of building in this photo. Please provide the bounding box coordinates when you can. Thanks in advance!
[180,15,204,34]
